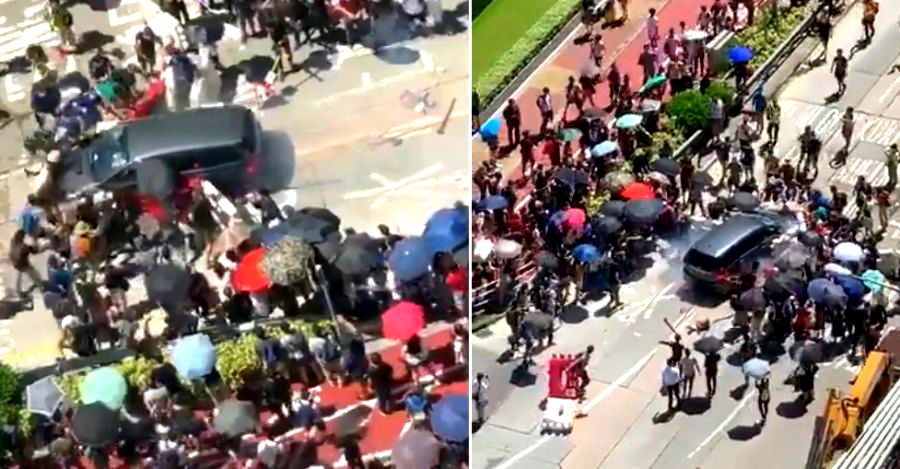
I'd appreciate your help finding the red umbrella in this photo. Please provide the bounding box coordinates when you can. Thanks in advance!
[136,194,168,222]
[621,182,655,200]
[563,208,587,230]
[382,301,425,341]
[232,248,271,293]
[446,269,466,293]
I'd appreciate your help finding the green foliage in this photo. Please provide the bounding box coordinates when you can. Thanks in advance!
[472,0,496,19]
[113,356,158,393]
[665,90,711,137]
[55,373,84,404]
[215,334,262,390]
[17,408,33,438]
[475,0,581,105]
[733,6,810,69]
[704,80,736,110]
[0,363,21,426]
[584,191,610,217]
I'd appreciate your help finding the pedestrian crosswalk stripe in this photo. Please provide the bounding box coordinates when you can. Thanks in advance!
[108,0,144,27]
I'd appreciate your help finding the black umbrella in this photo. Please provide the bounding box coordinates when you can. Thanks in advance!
[592,216,623,236]
[145,264,191,306]
[555,167,589,188]
[299,207,341,229]
[262,214,334,244]
[764,272,805,302]
[213,399,258,437]
[240,55,276,84]
[72,403,120,447]
[738,287,765,310]
[522,312,554,333]
[344,233,381,251]
[651,158,680,177]
[791,340,825,363]
[691,171,714,188]
[313,233,342,262]
[599,200,626,218]
[535,251,558,269]
[799,231,824,248]
[729,192,760,212]
[693,336,724,354]
[583,108,607,121]
[623,199,665,225]
[334,242,383,276]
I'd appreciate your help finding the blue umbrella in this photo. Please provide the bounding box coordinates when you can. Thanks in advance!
[834,275,866,302]
[549,210,567,226]
[728,47,753,63]
[430,394,468,442]
[423,207,468,253]
[478,195,508,211]
[388,237,432,281]
[480,118,501,139]
[572,244,601,263]
[807,278,847,308]
[591,140,619,158]
[614,113,643,129]
[171,334,217,379]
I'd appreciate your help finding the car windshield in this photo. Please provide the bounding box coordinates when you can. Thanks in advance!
[89,127,129,181]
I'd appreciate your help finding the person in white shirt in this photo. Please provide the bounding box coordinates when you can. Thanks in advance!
[679,349,701,398]
[473,373,489,424]
[661,358,682,411]
[647,8,659,48]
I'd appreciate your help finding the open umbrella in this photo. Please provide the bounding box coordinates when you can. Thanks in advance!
[80,367,127,410]
[691,171,714,188]
[623,199,664,225]
[558,128,582,142]
[299,207,341,229]
[602,171,635,191]
[564,207,587,231]
[171,334,217,379]
[473,238,494,262]
[738,287,765,310]
[774,243,810,271]
[807,278,847,308]
[494,239,522,259]
[684,29,708,41]
[334,242,383,276]
[27,377,64,417]
[261,236,315,286]
[261,213,333,245]
[792,340,825,363]
[825,263,852,276]
[615,113,643,129]
[556,167,589,188]
[583,107,606,121]
[392,429,441,469]
[382,301,425,341]
[430,394,468,442]
[424,207,468,253]
[591,140,618,158]
[729,192,759,211]
[233,247,271,293]
[522,312,554,334]
[651,158,680,177]
[647,171,670,185]
[834,275,866,302]
[764,272,805,302]
[536,251,558,269]
[573,243,601,263]
[621,182,655,200]
[693,336,724,354]
[834,242,865,263]
[145,264,191,306]
[742,358,770,379]
[213,399,258,437]
[72,403,120,447]
[599,200,626,218]
[861,270,887,294]
[639,74,667,94]
[592,216,623,236]
[799,230,824,248]
[479,194,509,211]
[389,237,432,281]
[728,46,753,63]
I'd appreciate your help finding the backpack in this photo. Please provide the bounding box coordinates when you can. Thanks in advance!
[170,54,195,83]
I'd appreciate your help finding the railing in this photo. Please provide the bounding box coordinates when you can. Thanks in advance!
[472,260,538,317]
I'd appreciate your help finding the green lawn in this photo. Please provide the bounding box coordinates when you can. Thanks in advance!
[473,0,561,84]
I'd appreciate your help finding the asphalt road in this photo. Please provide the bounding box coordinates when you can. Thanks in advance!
[472,2,900,468]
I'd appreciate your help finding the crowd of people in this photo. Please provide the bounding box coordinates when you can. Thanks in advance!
[471,0,897,431]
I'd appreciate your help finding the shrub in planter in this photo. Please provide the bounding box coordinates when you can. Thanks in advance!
[703,81,735,111]
[733,6,809,68]
[215,334,262,390]
[0,363,21,425]
[666,90,711,137]
[55,373,85,404]
[584,190,610,217]
[114,356,159,393]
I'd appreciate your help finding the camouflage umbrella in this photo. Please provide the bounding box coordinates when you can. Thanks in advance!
[260,236,315,286]
[601,171,635,191]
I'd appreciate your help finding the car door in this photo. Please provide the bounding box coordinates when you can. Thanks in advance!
[101,165,137,191]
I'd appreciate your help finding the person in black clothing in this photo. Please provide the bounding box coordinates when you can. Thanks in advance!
[341,436,365,469]
[269,17,293,81]
[503,98,522,147]
[368,352,394,414]
[659,334,684,362]
[472,90,481,131]
[135,24,159,76]
[234,0,259,43]
[252,189,284,226]
[704,351,720,397]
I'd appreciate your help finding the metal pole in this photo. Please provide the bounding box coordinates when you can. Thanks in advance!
[316,267,342,340]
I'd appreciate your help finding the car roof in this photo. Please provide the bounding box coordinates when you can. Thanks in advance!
[690,214,775,259]
[124,106,252,160]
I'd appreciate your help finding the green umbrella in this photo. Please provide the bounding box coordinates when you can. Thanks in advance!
[558,128,582,142]
[639,74,667,94]
[861,269,887,294]
[80,367,127,410]
[614,113,643,129]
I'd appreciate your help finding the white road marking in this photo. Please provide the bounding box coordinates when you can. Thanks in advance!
[420,49,434,72]
[315,69,433,105]
[880,76,900,103]
[23,4,43,18]
[361,72,373,88]
[687,391,756,459]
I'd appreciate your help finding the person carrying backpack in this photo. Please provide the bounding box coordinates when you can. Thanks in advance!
[46,0,76,52]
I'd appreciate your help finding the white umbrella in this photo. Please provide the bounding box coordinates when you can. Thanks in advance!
[473,238,494,262]
[27,377,65,417]
[824,263,852,276]
[392,429,441,469]
[834,242,865,263]
[742,358,770,380]
[684,29,709,41]
[493,239,522,259]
